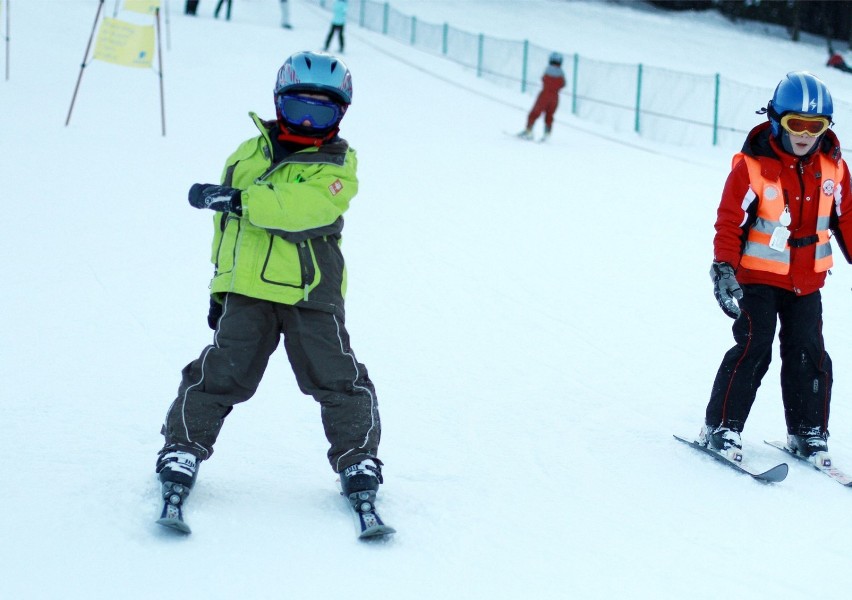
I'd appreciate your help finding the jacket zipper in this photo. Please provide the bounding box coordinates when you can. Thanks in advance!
[298,241,313,300]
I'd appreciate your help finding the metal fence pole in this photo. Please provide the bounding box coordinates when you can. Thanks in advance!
[65,0,104,126]
[477,33,483,77]
[634,63,643,134]
[521,39,528,93]
[4,0,9,81]
[442,22,448,55]
[713,73,720,146]
[571,53,579,115]
[382,2,389,35]
[156,7,166,136]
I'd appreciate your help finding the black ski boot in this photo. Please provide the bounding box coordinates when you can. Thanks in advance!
[787,432,828,458]
[155,449,200,533]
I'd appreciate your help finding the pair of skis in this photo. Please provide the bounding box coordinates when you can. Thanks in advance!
[157,483,396,540]
[503,130,549,143]
[674,434,852,486]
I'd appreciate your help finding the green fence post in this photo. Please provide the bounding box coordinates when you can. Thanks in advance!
[635,63,643,134]
[477,33,484,77]
[571,53,579,115]
[713,73,720,146]
[382,2,389,35]
[411,16,416,46]
[442,23,448,55]
[521,40,529,93]
[359,0,366,28]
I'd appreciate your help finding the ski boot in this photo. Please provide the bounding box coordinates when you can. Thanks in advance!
[787,432,830,467]
[699,425,743,461]
[155,449,199,533]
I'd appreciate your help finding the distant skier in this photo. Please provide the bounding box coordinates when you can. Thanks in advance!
[827,52,852,74]
[519,52,566,142]
[214,0,231,20]
[155,51,386,527]
[701,71,852,463]
[323,0,348,53]
[280,0,292,29]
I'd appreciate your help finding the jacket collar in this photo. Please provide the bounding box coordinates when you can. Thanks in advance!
[248,111,348,164]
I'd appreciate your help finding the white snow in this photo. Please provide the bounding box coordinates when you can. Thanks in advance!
[4,1,852,598]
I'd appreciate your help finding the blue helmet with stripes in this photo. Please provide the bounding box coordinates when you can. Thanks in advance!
[768,71,833,137]
[275,51,353,106]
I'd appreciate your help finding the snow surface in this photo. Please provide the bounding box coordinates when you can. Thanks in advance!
[4,1,852,598]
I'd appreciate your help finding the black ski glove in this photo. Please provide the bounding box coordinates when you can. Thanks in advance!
[188,184,242,214]
[207,297,223,330]
[710,261,743,319]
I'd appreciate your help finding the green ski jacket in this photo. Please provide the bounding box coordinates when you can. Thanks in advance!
[209,113,359,315]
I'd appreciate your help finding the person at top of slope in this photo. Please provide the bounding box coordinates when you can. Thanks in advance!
[518,51,566,142]
[701,71,852,465]
[827,51,852,74]
[323,0,348,53]
[155,50,386,522]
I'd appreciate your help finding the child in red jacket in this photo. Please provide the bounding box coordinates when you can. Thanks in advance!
[827,52,852,73]
[519,52,566,142]
[701,72,852,465]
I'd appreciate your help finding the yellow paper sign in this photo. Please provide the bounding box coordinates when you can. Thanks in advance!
[93,18,155,69]
[124,0,161,16]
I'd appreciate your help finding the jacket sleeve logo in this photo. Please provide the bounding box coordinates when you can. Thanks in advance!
[329,179,344,195]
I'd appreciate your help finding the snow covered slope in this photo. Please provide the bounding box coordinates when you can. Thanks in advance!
[2,1,852,598]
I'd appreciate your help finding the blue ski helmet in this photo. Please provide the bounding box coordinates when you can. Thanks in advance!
[275,51,353,106]
[767,71,833,137]
[549,52,563,65]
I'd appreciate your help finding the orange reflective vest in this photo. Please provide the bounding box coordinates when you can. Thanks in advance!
[737,153,843,275]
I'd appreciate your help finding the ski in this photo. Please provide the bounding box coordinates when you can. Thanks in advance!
[337,482,396,540]
[764,440,852,486]
[504,130,531,141]
[503,131,548,143]
[673,434,788,483]
[155,482,192,534]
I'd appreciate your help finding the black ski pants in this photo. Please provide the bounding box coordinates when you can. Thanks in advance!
[705,284,832,436]
[324,25,345,52]
[160,293,380,473]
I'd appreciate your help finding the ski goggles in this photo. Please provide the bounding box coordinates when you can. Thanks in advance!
[780,113,830,137]
[275,94,342,130]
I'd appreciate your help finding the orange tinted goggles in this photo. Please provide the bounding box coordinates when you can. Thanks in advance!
[780,114,830,137]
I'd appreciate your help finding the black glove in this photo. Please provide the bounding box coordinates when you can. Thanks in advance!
[207,297,223,330]
[188,184,242,214]
[710,261,743,319]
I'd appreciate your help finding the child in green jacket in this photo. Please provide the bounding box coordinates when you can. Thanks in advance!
[155,51,386,532]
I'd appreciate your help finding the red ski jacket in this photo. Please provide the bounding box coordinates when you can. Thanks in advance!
[539,72,565,98]
[713,122,852,295]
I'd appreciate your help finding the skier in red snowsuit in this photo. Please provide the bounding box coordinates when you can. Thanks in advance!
[701,72,852,463]
[520,52,566,141]
[827,52,852,73]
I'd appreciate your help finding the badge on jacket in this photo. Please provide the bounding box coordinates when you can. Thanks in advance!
[769,207,792,252]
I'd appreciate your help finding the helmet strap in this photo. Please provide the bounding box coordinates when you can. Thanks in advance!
[766,102,782,138]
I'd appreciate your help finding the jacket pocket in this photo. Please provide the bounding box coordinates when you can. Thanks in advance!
[213,217,240,275]
[260,235,316,288]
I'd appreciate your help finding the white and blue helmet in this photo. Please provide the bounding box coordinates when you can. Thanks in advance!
[768,71,833,137]
[275,51,353,106]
